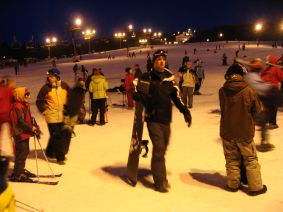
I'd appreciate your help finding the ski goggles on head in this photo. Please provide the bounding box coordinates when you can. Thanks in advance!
[153,50,167,58]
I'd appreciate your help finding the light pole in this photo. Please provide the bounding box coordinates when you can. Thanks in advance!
[45,36,57,59]
[70,17,82,56]
[143,28,152,45]
[139,39,148,46]
[114,32,125,49]
[153,32,162,44]
[82,29,96,53]
[254,22,263,47]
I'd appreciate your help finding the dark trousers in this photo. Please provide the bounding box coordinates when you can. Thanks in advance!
[46,123,65,161]
[194,78,203,92]
[91,98,106,124]
[14,138,29,176]
[182,86,194,108]
[260,95,278,125]
[147,122,170,185]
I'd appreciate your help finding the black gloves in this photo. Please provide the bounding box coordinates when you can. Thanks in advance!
[183,110,192,127]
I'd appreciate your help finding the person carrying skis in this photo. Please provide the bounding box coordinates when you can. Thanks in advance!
[36,68,70,164]
[133,49,192,193]
[9,87,38,182]
[219,63,267,196]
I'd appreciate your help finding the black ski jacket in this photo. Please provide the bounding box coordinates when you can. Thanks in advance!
[137,68,190,125]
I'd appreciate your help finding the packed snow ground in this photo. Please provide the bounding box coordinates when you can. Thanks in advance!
[1,42,283,212]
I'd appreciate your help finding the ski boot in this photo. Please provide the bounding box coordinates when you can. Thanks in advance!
[0,156,9,193]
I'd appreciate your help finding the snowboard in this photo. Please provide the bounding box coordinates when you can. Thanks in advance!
[62,83,85,154]
[126,80,149,186]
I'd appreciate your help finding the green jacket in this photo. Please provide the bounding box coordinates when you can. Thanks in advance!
[89,75,108,99]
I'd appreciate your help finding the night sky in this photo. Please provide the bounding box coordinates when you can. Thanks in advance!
[1,0,282,42]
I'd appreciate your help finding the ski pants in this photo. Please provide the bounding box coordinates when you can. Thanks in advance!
[46,123,65,161]
[182,86,194,108]
[147,122,170,185]
[126,89,134,107]
[194,78,203,92]
[91,98,106,124]
[14,138,29,177]
[222,139,263,191]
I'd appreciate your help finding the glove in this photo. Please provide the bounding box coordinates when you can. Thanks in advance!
[183,110,192,127]
[34,130,42,140]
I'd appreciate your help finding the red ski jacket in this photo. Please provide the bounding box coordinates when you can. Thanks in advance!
[10,88,34,141]
[260,66,283,89]
[0,87,13,122]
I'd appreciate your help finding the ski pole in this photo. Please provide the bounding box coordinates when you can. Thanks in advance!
[16,200,43,212]
[34,136,57,180]
[33,136,40,182]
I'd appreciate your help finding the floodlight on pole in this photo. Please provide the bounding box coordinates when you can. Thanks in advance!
[70,17,83,56]
[114,32,126,48]
[82,28,96,53]
[254,22,263,47]
[45,36,57,59]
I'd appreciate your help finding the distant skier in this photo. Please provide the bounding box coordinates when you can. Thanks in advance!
[193,59,205,95]
[178,60,197,108]
[222,53,228,65]
[133,64,142,80]
[133,49,192,193]
[14,60,19,75]
[124,67,134,108]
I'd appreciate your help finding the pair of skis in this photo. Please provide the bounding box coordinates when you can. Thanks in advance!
[25,173,62,185]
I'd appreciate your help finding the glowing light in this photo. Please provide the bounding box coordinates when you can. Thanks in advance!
[75,18,82,26]
[255,23,263,31]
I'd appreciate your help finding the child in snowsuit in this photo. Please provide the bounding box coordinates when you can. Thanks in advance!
[10,87,37,182]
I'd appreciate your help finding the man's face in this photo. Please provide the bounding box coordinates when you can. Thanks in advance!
[153,56,166,72]
[47,74,57,83]
[186,62,192,68]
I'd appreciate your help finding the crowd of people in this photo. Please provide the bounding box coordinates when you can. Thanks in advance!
[0,48,282,198]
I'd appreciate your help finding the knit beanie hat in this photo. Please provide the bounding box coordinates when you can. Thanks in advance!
[47,68,61,79]
[152,49,167,63]
[225,63,247,79]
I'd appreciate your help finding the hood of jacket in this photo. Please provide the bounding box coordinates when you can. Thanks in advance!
[13,87,29,102]
[91,75,105,84]
[222,74,248,95]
